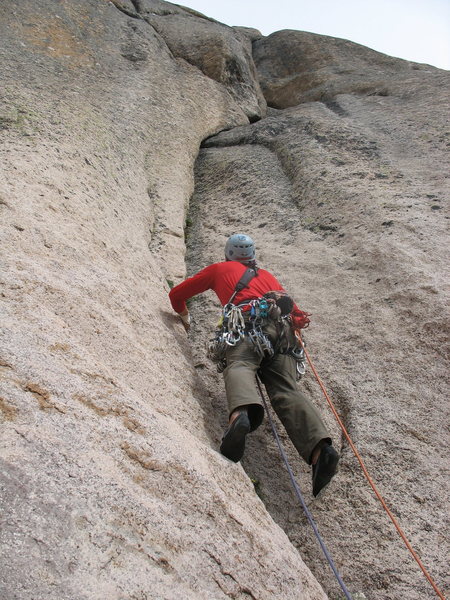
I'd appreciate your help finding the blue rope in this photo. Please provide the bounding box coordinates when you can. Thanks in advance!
[255,376,353,600]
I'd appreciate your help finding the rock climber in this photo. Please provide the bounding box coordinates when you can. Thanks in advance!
[169,233,339,496]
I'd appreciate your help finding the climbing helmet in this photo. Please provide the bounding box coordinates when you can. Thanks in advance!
[225,234,256,264]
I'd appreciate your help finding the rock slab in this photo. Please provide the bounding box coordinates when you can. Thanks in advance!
[1,1,449,600]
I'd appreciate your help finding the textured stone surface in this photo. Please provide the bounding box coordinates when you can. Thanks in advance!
[253,29,442,107]
[191,49,450,599]
[0,1,324,599]
[138,2,267,121]
[1,1,449,600]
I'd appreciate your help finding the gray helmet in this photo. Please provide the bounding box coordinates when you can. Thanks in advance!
[224,234,256,263]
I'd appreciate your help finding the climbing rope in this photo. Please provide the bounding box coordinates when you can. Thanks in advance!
[255,376,353,600]
[295,332,445,600]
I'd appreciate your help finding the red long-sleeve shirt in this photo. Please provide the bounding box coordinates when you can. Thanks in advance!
[168,261,310,331]
[169,261,285,313]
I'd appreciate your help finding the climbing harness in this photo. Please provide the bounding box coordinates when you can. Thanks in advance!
[207,266,308,373]
[255,376,353,600]
[208,299,308,375]
[293,333,445,600]
[208,308,307,373]
[206,266,258,366]
[206,303,245,370]
[207,298,276,371]
[245,299,274,359]
[208,265,272,369]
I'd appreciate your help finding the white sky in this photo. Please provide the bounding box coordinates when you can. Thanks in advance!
[181,0,450,70]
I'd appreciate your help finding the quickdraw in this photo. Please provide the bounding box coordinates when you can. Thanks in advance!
[284,344,307,380]
[207,303,246,371]
[208,299,308,377]
[207,299,276,370]
[207,267,307,375]
[246,299,274,360]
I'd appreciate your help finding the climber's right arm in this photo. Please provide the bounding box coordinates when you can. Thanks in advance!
[168,264,217,315]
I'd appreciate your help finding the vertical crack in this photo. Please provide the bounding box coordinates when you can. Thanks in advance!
[109,0,140,19]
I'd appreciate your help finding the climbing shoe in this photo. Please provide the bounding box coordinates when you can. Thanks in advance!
[312,444,339,497]
[220,412,251,463]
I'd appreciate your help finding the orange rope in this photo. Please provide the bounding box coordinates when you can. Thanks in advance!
[296,333,445,600]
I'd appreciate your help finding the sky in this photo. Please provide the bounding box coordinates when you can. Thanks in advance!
[181,0,450,70]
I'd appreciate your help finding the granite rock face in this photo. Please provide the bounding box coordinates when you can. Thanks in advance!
[0,1,323,599]
[141,8,267,121]
[253,29,442,107]
[1,1,449,600]
[112,0,267,120]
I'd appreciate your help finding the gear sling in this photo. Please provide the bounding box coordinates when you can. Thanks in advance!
[207,266,306,378]
[208,265,269,369]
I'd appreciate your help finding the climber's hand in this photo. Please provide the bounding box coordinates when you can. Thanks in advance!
[179,309,191,331]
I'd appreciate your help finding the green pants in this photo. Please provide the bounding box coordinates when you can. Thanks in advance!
[223,320,331,464]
